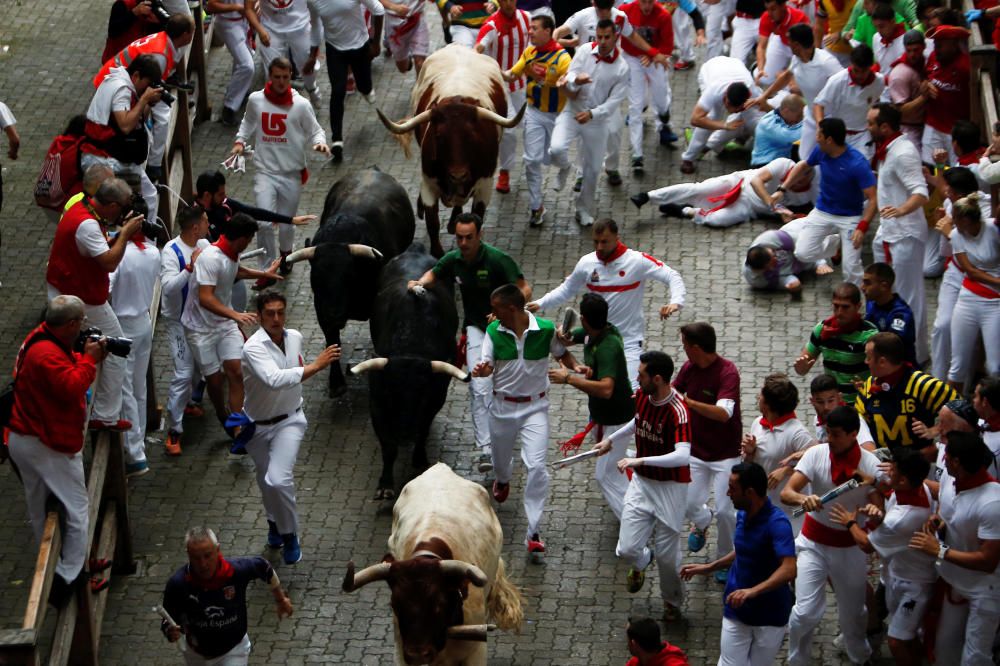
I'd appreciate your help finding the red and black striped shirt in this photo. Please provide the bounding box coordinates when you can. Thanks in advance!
[633,388,692,483]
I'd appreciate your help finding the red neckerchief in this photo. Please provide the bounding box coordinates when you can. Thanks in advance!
[868,366,907,394]
[592,43,620,63]
[984,414,1000,432]
[830,443,862,484]
[599,241,628,264]
[890,53,925,78]
[849,67,877,87]
[264,82,293,107]
[493,9,520,35]
[880,22,906,47]
[213,235,240,262]
[894,485,930,507]
[955,468,997,492]
[957,148,985,165]
[761,412,797,431]
[184,555,235,591]
[535,38,560,53]
[819,312,863,341]
[872,131,902,169]
[131,231,147,250]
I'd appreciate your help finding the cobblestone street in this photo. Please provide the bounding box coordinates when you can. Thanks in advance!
[0,2,926,663]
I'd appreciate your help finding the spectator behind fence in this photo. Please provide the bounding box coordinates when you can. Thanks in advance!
[6,295,111,606]
[46,177,142,432]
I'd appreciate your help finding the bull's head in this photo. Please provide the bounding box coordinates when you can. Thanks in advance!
[342,557,491,664]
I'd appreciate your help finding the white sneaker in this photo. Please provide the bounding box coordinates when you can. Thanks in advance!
[306,86,322,106]
[363,91,376,105]
[575,210,594,227]
[555,165,572,191]
[833,634,845,652]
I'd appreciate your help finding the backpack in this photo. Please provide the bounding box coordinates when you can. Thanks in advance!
[34,133,85,211]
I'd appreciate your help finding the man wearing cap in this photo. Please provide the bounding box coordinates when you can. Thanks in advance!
[914,25,971,164]
[886,30,928,153]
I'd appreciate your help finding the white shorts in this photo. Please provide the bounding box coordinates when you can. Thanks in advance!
[885,576,932,641]
[386,13,429,61]
[185,324,244,376]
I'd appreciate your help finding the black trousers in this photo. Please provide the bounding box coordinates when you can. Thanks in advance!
[325,42,374,143]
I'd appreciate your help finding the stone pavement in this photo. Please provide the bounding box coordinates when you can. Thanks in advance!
[0,3,935,664]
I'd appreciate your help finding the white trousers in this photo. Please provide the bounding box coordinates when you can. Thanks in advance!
[466,325,493,449]
[702,0,729,59]
[949,289,1000,384]
[873,235,928,363]
[673,8,695,62]
[148,100,171,170]
[254,170,301,267]
[931,263,963,381]
[626,54,671,159]
[884,576,931,641]
[687,456,738,556]
[164,318,197,434]
[935,589,1000,666]
[87,301,127,423]
[787,537,870,665]
[449,25,479,48]
[615,475,687,605]
[682,105,761,161]
[624,339,641,391]
[523,106,558,211]
[489,398,550,539]
[184,634,251,666]
[246,411,306,535]
[729,16,760,65]
[216,17,255,112]
[759,37,792,87]
[591,422,632,520]
[499,89,526,173]
[8,433,89,582]
[924,229,946,277]
[119,313,153,464]
[259,25,317,92]
[718,616,786,666]
[794,208,864,285]
[649,174,762,228]
[550,113,608,218]
[921,124,957,166]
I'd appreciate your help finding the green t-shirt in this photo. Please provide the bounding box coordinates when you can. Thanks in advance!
[853,12,906,48]
[806,319,878,403]
[432,242,523,331]
[573,325,635,426]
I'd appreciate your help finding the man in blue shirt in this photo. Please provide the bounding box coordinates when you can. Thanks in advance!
[750,95,805,167]
[862,262,917,365]
[680,462,796,665]
[771,117,878,286]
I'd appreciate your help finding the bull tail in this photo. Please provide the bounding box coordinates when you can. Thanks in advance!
[487,557,524,633]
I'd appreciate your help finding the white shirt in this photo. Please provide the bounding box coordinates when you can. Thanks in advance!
[937,475,1000,602]
[748,415,816,530]
[982,426,1000,479]
[563,43,629,121]
[479,313,566,398]
[561,6,634,44]
[241,327,306,422]
[873,33,905,75]
[868,485,938,584]
[741,157,796,209]
[180,245,238,333]
[873,135,929,243]
[75,219,110,258]
[309,0,384,51]
[696,56,755,113]
[0,101,15,129]
[86,67,136,126]
[110,239,161,318]
[951,221,1000,282]
[814,69,886,132]
[789,48,844,107]
[535,247,686,344]
[160,237,211,321]
[259,0,312,32]
[793,443,881,531]
[236,89,326,175]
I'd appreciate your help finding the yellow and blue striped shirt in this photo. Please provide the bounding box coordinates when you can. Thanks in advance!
[510,46,572,114]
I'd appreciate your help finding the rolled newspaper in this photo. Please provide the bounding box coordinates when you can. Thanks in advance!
[153,605,179,629]
[551,448,601,469]
[239,247,267,261]
[792,476,862,517]
[561,308,579,336]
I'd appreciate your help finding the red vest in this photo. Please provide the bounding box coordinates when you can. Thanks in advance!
[94,31,176,87]
[46,200,111,305]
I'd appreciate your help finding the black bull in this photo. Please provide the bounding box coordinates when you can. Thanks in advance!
[350,244,467,499]
[280,169,415,395]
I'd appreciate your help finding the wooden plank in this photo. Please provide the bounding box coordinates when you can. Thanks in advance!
[66,578,97,666]
[48,588,78,666]
[0,629,39,666]
[22,513,61,631]
[91,505,118,639]
[84,435,110,550]
[104,432,136,575]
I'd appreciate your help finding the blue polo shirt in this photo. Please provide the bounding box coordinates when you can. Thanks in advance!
[807,144,876,217]
[866,293,917,365]
[750,110,803,166]
[723,499,796,627]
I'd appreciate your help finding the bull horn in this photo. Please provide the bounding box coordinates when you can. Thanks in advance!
[342,560,392,592]
[439,560,488,587]
[430,361,471,383]
[281,246,316,268]
[446,624,496,642]
[376,107,433,135]
[476,102,527,129]
[347,244,384,261]
[350,358,389,375]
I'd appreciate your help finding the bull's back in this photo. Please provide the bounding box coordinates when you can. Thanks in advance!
[321,169,415,256]
[411,44,506,114]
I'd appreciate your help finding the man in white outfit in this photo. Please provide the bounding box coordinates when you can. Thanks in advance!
[231,58,329,273]
[206,1,268,126]
[255,0,321,104]
[813,44,885,158]
[528,219,685,389]
[241,291,340,564]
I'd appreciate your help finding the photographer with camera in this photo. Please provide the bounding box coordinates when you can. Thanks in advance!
[109,195,162,477]
[46,178,141,432]
[6,295,111,606]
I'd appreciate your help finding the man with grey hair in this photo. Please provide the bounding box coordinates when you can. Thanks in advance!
[161,527,293,664]
[46,177,143,432]
[6,295,110,605]
[749,94,805,167]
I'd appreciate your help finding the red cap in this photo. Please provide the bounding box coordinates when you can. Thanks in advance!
[926,25,971,40]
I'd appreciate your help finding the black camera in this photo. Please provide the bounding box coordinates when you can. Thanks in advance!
[125,192,163,239]
[75,327,133,358]
[153,78,195,107]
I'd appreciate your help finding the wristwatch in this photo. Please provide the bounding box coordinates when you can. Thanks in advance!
[936,543,950,563]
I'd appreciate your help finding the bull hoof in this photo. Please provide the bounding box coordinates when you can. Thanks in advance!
[374,487,396,501]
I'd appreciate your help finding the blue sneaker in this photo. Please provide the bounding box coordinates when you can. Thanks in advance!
[282,533,302,565]
[267,521,283,549]
[659,126,679,145]
[688,527,707,553]
[714,567,729,584]
[125,460,149,478]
